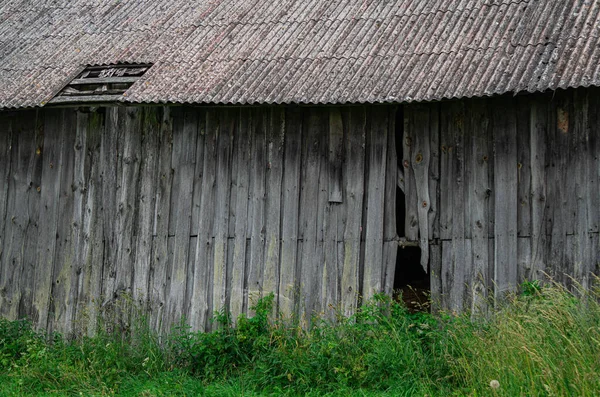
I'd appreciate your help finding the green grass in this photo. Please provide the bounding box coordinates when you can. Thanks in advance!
[1,280,600,396]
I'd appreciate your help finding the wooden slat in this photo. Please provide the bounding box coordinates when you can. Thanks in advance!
[100,107,120,305]
[19,112,44,322]
[493,97,518,300]
[328,108,344,203]
[247,108,267,316]
[32,110,63,329]
[149,108,173,333]
[516,97,532,238]
[383,107,398,295]
[230,108,251,322]
[79,109,105,335]
[49,109,77,335]
[403,109,419,240]
[212,108,234,320]
[341,106,365,316]
[586,89,600,234]
[263,108,284,314]
[546,95,568,283]
[165,109,198,328]
[362,106,388,300]
[190,109,217,331]
[298,108,325,323]
[132,108,160,309]
[410,105,431,272]
[114,108,142,305]
[0,115,12,297]
[439,104,454,241]
[449,101,467,312]
[465,99,491,314]
[428,103,441,240]
[278,108,302,318]
[529,98,548,279]
[0,112,36,319]
[429,243,442,312]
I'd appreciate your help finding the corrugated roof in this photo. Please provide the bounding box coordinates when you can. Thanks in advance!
[0,0,599,108]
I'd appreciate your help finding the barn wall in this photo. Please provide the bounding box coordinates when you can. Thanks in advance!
[0,105,399,334]
[403,87,600,313]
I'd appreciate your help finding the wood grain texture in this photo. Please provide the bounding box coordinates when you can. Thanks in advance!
[492,97,518,300]
[363,106,388,301]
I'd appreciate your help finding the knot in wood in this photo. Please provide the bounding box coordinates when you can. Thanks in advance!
[403,160,409,168]
[415,153,423,163]
[422,201,427,208]
[405,137,412,146]
[482,155,488,162]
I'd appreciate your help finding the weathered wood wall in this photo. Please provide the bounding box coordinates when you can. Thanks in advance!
[0,105,398,334]
[403,87,600,313]
[2,86,599,334]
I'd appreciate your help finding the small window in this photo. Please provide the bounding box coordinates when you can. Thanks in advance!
[49,64,151,104]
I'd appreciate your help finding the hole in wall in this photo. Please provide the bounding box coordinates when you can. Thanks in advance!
[393,106,430,312]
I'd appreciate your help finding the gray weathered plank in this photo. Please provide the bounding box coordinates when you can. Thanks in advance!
[362,106,388,301]
[328,108,344,203]
[383,107,398,295]
[0,112,36,319]
[465,99,491,314]
[33,110,64,329]
[299,108,325,322]
[428,103,441,240]
[493,97,518,300]
[19,111,44,322]
[529,98,548,279]
[165,109,197,328]
[212,108,234,320]
[410,105,431,272]
[50,109,77,335]
[279,107,303,318]
[263,108,284,314]
[132,107,160,309]
[403,109,419,240]
[341,107,366,316]
[230,108,251,322]
[79,109,105,336]
[247,108,267,316]
[149,108,173,333]
[190,109,217,331]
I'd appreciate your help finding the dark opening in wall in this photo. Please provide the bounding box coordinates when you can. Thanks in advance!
[393,106,430,312]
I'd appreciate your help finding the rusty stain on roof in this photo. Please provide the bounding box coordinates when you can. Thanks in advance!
[0,0,599,108]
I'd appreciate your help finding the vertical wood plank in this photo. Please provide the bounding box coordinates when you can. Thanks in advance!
[79,109,105,335]
[0,115,12,276]
[33,110,64,329]
[100,107,120,305]
[298,108,325,322]
[230,108,250,322]
[362,106,388,301]
[212,108,233,319]
[132,108,160,309]
[328,109,344,203]
[18,112,43,321]
[0,112,36,319]
[149,108,173,333]
[247,108,267,316]
[450,101,467,312]
[410,105,431,271]
[341,107,366,316]
[383,107,398,295]
[493,97,518,299]
[114,107,142,300]
[190,109,217,331]
[165,109,197,329]
[439,104,454,241]
[263,108,284,313]
[279,108,302,318]
[428,103,441,240]
[530,98,548,279]
[466,99,491,314]
[403,110,419,240]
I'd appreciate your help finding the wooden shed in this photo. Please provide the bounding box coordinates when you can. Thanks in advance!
[1,0,599,333]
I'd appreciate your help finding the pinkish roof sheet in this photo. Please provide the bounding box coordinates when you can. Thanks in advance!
[1,0,599,108]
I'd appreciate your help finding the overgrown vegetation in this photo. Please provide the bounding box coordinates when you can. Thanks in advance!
[1,280,600,396]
